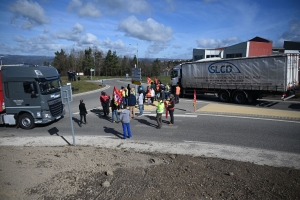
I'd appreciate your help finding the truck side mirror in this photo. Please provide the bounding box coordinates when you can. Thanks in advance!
[30,83,38,96]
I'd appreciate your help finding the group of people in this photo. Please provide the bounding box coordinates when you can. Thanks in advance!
[78,81,180,139]
[67,70,78,81]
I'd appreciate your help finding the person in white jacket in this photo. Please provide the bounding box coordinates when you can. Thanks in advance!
[137,92,144,116]
[150,88,155,104]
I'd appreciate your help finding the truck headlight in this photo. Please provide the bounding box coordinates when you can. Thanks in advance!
[37,112,41,117]
[43,113,52,118]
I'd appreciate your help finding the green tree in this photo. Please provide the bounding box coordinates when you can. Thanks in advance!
[120,56,128,76]
[93,50,103,76]
[152,58,160,76]
[43,61,50,66]
[103,50,112,76]
[52,49,68,74]
[111,51,119,76]
[82,48,93,75]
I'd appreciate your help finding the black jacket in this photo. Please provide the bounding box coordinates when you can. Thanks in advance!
[111,99,120,111]
[79,102,87,115]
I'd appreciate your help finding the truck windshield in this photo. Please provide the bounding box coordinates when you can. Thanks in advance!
[39,79,61,95]
[170,69,178,78]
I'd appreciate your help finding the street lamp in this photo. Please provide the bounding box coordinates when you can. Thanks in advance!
[0,56,3,66]
[129,43,138,68]
[129,43,139,93]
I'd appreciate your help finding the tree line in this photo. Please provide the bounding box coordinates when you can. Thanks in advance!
[44,47,188,78]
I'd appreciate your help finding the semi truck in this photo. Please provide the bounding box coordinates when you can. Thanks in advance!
[0,64,65,129]
[170,54,299,103]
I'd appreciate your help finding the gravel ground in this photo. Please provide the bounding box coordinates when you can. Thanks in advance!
[0,146,299,200]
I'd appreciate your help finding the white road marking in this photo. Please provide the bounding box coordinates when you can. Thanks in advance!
[145,114,197,117]
[135,124,178,128]
[197,113,300,124]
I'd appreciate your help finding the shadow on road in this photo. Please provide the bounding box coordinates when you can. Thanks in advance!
[48,127,72,145]
[103,126,123,139]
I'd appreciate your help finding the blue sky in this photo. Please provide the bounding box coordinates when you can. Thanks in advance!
[0,0,299,60]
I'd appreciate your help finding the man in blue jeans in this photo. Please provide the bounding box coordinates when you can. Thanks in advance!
[119,107,132,139]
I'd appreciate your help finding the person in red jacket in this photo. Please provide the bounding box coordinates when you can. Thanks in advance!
[100,91,110,117]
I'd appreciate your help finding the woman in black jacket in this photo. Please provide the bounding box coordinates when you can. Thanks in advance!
[79,99,88,127]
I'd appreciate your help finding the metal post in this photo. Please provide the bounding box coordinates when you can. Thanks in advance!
[67,100,76,146]
[136,43,138,93]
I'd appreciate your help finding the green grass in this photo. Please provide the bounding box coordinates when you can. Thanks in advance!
[60,75,171,94]
[61,76,103,94]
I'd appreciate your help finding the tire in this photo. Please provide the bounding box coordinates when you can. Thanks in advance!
[218,91,230,102]
[18,113,35,129]
[233,91,246,104]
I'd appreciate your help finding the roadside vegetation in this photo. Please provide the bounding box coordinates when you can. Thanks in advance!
[60,75,171,95]
[46,47,188,83]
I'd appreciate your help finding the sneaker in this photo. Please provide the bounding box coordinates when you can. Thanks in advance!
[168,123,173,126]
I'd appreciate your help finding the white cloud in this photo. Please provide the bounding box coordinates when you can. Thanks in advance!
[52,23,85,41]
[80,33,98,44]
[118,16,173,43]
[276,19,300,46]
[8,0,50,30]
[67,0,101,18]
[72,23,85,34]
[196,37,240,48]
[98,0,150,14]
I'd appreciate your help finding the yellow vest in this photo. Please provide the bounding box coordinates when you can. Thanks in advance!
[157,102,164,113]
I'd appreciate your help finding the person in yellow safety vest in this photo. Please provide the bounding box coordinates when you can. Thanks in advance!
[156,100,165,129]
[120,86,126,108]
[175,84,181,104]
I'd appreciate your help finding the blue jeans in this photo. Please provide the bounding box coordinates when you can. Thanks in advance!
[139,104,143,115]
[111,110,119,121]
[122,123,132,138]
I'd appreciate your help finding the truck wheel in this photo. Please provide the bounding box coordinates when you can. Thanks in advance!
[233,92,246,104]
[218,91,230,102]
[19,113,35,129]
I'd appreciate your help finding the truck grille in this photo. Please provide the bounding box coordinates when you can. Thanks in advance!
[48,98,63,117]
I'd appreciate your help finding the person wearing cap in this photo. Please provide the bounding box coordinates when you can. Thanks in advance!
[167,94,175,125]
[156,99,165,129]
[119,107,132,139]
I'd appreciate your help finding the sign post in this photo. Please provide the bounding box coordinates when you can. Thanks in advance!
[90,68,94,80]
[131,67,142,86]
[61,83,76,146]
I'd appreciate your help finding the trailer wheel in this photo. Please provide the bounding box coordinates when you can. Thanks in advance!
[218,91,230,102]
[233,92,246,104]
[18,113,35,130]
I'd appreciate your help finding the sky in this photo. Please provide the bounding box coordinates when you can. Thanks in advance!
[0,0,299,60]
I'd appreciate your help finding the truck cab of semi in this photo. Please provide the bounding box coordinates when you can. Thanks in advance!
[0,65,65,129]
[170,64,181,94]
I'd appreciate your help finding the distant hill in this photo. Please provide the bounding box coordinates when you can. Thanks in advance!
[0,55,54,66]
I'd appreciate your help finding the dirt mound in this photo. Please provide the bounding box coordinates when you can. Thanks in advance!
[0,147,299,200]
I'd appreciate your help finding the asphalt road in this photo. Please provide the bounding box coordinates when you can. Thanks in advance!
[1,78,300,168]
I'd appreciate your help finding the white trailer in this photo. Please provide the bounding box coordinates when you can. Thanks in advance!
[170,54,299,103]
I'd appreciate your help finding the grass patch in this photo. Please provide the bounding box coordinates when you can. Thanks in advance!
[60,75,171,94]
[60,76,102,94]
